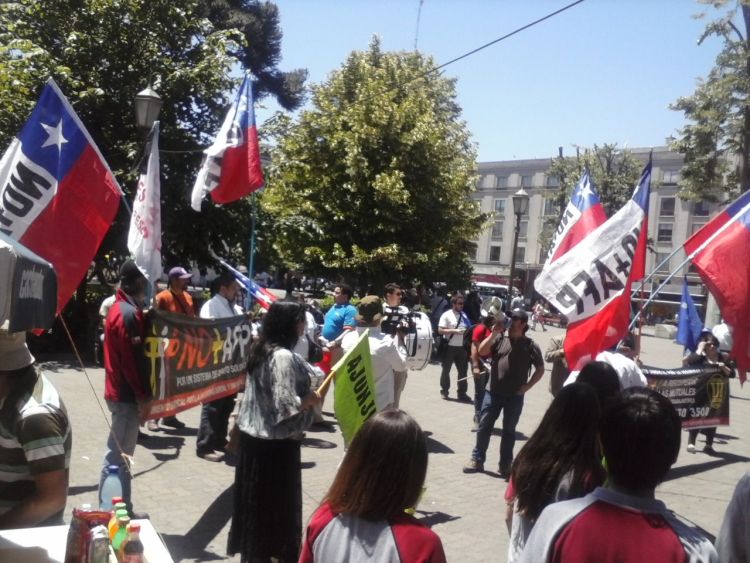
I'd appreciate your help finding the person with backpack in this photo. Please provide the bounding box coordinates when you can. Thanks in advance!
[463,309,544,478]
[437,295,472,402]
[469,312,503,430]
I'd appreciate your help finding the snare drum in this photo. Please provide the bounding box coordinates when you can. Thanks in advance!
[405,312,433,371]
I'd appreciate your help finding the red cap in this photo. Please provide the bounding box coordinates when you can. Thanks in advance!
[128,522,141,532]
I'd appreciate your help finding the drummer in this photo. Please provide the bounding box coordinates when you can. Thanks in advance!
[341,296,408,412]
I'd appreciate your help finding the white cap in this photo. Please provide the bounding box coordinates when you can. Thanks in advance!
[0,326,35,371]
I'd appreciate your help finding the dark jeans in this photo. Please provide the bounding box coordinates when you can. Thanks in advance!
[196,394,236,455]
[688,427,716,446]
[473,372,488,417]
[471,391,524,467]
[440,345,468,395]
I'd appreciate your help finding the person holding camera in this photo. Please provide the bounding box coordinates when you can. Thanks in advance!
[384,283,410,408]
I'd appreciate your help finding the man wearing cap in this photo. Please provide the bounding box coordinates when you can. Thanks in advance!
[464,308,544,477]
[100,260,151,513]
[0,328,71,528]
[342,296,407,412]
[149,266,195,431]
[196,273,244,462]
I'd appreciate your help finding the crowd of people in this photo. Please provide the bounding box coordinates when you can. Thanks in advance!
[1,265,749,563]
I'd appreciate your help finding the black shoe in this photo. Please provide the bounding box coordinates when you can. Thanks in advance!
[703,445,717,455]
[463,459,484,473]
[440,390,449,400]
[498,464,511,480]
[161,415,186,429]
[457,393,472,404]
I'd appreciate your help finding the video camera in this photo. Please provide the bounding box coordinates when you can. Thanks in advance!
[381,305,416,337]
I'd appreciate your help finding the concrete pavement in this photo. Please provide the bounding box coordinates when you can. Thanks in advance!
[46,325,750,562]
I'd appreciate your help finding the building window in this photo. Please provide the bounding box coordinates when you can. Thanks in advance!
[468,242,477,261]
[662,170,680,185]
[518,219,529,240]
[657,223,673,243]
[543,198,560,216]
[659,197,676,217]
[691,222,706,236]
[655,252,670,273]
[539,247,548,265]
[693,201,710,217]
[494,198,506,214]
[520,174,533,187]
[491,220,504,240]
[546,175,560,188]
[489,246,502,263]
[514,246,526,263]
[479,174,496,189]
[497,176,509,189]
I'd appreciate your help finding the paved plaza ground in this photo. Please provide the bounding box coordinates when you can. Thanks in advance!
[45,325,750,562]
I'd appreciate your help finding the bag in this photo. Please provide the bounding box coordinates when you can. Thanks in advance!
[463,323,479,354]
[435,336,449,361]
[307,335,324,363]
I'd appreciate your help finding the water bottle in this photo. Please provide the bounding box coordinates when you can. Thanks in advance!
[99,464,123,511]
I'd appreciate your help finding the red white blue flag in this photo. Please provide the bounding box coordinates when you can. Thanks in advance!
[0,79,121,318]
[220,260,276,310]
[191,74,264,211]
[686,190,750,383]
[541,169,607,267]
[535,160,652,370]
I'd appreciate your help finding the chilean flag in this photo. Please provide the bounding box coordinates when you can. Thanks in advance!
[535,160,652,370]
[191,73,264,211]
[687,191,750,383]
[219,260,277,310]
[541,169,607,267]
[0,79,121,320]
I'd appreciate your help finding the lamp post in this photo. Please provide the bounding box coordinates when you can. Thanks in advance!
[508,187,529,300]
[135,85,162,131]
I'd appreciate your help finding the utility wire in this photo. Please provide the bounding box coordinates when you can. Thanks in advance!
[159,0,586,154]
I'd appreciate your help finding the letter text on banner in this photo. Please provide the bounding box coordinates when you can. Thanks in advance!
[332,329,376,445]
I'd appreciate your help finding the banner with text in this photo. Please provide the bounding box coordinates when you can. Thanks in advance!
[333,330,375,445]
[142,309,250,419]
[643,364,729,429]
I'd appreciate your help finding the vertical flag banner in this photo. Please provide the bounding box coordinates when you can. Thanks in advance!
[191,74,264,211]
[127,121,162,284]
[535,160,652,370]
[0,79,121,318]
[688,193,750,383]
[331,330,376,445]
[675,280,704,353]
[540,169,607,269]
[219,259,277,309]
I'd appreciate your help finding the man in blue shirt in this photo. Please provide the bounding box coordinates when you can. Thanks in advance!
[322,284,357,363]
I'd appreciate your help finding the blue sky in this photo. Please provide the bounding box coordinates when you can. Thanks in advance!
[256,0,725,162]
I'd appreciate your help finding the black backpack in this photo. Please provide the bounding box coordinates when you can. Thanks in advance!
[463,323,479,354]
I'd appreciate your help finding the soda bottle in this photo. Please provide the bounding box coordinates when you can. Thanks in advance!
[99,464,123,511]
[109,508,128,542]
[121,523,144,563]
[111,514,130,559]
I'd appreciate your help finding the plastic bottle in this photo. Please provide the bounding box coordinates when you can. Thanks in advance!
[109,508,128,542]
[111,514,130,560]
[120,523,144,563]
[99,464,123,511]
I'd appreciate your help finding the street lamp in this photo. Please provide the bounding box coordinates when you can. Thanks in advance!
[135,85,162,130]
[508,187,529,301]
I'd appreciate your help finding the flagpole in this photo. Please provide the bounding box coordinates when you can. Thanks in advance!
[248,193,257,277]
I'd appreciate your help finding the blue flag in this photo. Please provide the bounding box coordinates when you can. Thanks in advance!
[676,281,703,352]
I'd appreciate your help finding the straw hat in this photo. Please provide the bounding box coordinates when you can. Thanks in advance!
[0,326,35,371]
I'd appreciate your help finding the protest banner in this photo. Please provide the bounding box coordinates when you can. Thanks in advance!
[332,330,376,445]
[643,364,730,429]
[142,309,251,419]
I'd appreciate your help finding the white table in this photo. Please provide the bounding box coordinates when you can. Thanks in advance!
[0,518,173,562]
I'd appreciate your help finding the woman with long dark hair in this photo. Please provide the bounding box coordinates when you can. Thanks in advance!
[300,410,446,562]
[505,382,606,562]
[227,301,322,562]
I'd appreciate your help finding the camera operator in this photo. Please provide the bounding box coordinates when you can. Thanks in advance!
[382,283,411,408]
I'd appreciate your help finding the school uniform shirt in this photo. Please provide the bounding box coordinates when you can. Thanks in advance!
[300,502,446,563]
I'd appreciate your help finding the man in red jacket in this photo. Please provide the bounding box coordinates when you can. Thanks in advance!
[98,260,151,513]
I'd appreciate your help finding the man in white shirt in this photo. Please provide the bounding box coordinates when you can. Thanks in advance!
[383,283,410,408]
[342,296,407,412]
[196,273,244,462]
[438,294,472,402]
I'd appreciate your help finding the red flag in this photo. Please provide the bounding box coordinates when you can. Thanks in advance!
[191,74,264,210]
[0,79,121,319]
[690,195,750,383]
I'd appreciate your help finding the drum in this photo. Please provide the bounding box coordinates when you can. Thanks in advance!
[405,312,433,371]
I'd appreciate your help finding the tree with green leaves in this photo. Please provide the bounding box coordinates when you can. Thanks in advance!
[541,144,643,254]
[670,0,750,201]
[262,38,486,289]
[0,0,302,269]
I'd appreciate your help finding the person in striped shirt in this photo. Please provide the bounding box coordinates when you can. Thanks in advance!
[0,327,71,528]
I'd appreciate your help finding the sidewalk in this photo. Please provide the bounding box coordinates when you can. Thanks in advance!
[47,325,750,562]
